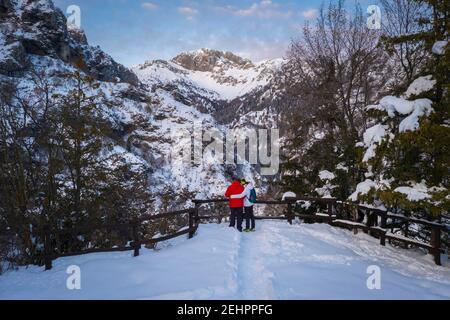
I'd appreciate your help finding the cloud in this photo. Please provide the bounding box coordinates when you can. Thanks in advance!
[216,0,292,19]
[236,38,287,62]
[301,9,319,19]
[178,7,199,15]
[141,2,158,10]
[177,6,199,21]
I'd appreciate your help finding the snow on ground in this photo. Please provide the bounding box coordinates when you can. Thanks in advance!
[1,221,449,300]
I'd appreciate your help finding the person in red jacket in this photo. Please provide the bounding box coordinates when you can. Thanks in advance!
[225,178,245,232]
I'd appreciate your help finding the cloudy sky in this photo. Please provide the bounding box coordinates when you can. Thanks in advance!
[53,0,374,66]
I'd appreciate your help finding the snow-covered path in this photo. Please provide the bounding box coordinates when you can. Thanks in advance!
[235,227,276,299]
[1,221,449,300]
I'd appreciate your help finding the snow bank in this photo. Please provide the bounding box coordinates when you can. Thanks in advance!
[0,224,242,300]
[1,221,449,300]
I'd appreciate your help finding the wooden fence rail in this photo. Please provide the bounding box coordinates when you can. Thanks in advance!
[42,196,448,270]
[193,197,448,266]
[43,208,197,270]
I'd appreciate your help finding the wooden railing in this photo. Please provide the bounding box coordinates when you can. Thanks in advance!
[42,197,448,270]
[193,197,448,266]
[43,208,198,270]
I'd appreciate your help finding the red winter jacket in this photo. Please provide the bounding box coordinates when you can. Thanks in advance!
[225,181,245,208]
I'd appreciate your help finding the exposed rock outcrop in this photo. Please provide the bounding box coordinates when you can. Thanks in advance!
[67,24,87,45]
[0,38,29,74]
[172,48,254,72]
[0,0,137,84]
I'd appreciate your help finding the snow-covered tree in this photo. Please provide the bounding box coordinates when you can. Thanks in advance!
[281,0,390,199]
[352,0,449,218]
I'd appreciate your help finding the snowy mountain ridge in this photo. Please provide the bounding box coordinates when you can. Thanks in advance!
[134,48,286,101]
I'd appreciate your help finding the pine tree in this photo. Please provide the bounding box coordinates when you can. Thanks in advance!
[357,0,449,217]
[50,71,110,230]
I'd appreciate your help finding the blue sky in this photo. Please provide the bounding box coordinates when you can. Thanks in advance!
[53,0,375,67]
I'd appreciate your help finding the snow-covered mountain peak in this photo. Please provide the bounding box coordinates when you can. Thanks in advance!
[134,49,285,101]
[171,48,254,72]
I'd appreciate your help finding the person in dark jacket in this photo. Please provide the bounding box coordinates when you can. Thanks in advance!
[225,178,245,232]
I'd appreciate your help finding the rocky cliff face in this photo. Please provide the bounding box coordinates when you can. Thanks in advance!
[0,0,137,84]
[172,48,254,72]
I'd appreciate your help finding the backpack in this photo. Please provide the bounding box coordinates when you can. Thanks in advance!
[249,188,257,203]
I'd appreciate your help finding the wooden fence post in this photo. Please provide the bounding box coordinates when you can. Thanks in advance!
[364,210,371,234]
[327,201,333,224]
[379,211,387,246]
[366,210,377,236]
[351,205,358,235]
[380,211,387,229]
[188,209,195,239]
[447,228,450,261]
[431,225,441,266]
[287,202,293,225]
[380,230,386,246]
[132,222,141,257]
[194,202,200,224]
[403,220,410,249]
[43,225,52,271]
